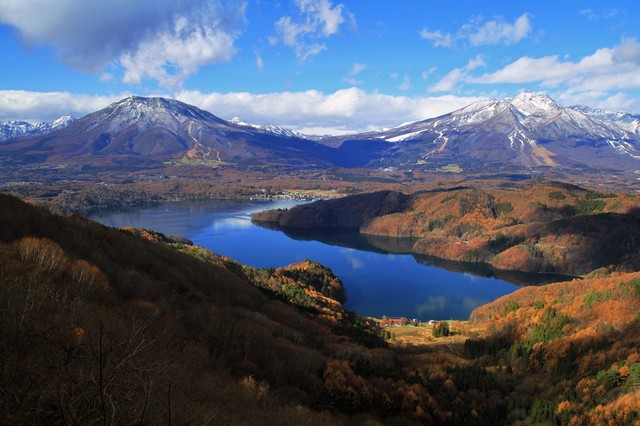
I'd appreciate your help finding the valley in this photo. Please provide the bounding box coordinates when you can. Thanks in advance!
[1,92,640,425]
[1,192,638,425]
[4,0,640,423]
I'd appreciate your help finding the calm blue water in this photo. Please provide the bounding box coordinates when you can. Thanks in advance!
[92,199,521,320]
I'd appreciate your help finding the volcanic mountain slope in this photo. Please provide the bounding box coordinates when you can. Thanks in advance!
[0,97,335,168]
[3,93,640,173]
[327,92,640,171]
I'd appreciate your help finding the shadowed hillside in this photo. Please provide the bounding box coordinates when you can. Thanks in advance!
[2,193,639,425]
[254,183,640,275]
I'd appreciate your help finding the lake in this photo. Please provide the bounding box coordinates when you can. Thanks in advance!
[92,199,556,321]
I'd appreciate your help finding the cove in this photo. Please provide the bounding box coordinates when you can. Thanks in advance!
[91,199,563,321]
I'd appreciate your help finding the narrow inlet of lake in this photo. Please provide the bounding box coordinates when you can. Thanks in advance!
[93,199,543,321]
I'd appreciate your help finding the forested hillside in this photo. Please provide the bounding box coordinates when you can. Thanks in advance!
[255,183,640,275]
[1,193,639,425]
[467,271,640,424]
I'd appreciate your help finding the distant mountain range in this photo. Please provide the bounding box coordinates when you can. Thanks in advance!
[1,92,639,172]
[228,116,324,141]
[323,92,640,171]
[0,116,76,141]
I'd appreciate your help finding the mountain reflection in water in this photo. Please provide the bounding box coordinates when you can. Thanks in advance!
[257,223,575,287]
[93,199,572,321]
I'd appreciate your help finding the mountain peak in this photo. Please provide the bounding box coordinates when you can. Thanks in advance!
[228,116,250,126]
[91,96,228,131]
[509,91,560,116]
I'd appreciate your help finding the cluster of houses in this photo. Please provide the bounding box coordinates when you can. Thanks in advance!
[381,317,444,327]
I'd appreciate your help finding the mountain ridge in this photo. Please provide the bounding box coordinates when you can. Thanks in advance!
[0,115,76,141]
[0,96,335,168]
[2,92,640,173]
[323,91,640,171]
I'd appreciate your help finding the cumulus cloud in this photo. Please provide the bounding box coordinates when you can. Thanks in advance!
[0,90,127,122]
[473,37,640,93]
[0,0,245,91]
[273,0,350,61]
[0,88,484,134]
[4,86,637,135]
[177,87,483,134]
[426,38,640,111]
[421,13,531,48]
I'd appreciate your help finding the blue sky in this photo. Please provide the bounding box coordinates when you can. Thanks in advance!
[0,0,638,134]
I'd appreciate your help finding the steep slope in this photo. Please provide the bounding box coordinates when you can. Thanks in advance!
[0,97,334,168]
[467,271,640,425]
[329,92,640,171]
[2,192,639,425]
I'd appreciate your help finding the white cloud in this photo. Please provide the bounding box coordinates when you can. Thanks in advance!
[273,0,349,61]
[99,72,114,83]
[463,14,531,46]
[421,67,437,80]
[473,37,640,93]
[580,8,620,21]
[342,63,366,85]
[120,15,237,93]
[398,75,411,91]
[421,13,531,48]
[428,69,466,92]
[426,38,640,110]
[256,55,264,72]
[0,0,245,91]
[428,55,486,92]
[465,55,486,71]
[555,91,637,112]
[176,87,483,134]
[580,9,596,21]
[349,63,366,75]
[0,90,128,122]
[4,87,637,136]
[419,28,452,47]
[0,89,483,134]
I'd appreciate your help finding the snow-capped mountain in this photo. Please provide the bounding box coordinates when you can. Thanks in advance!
[570,105,640,135]
[228,117,323,140]
[0,116,76,141]
[2,93,639,173]
[329,92,640,171]
[0,97,334,167]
